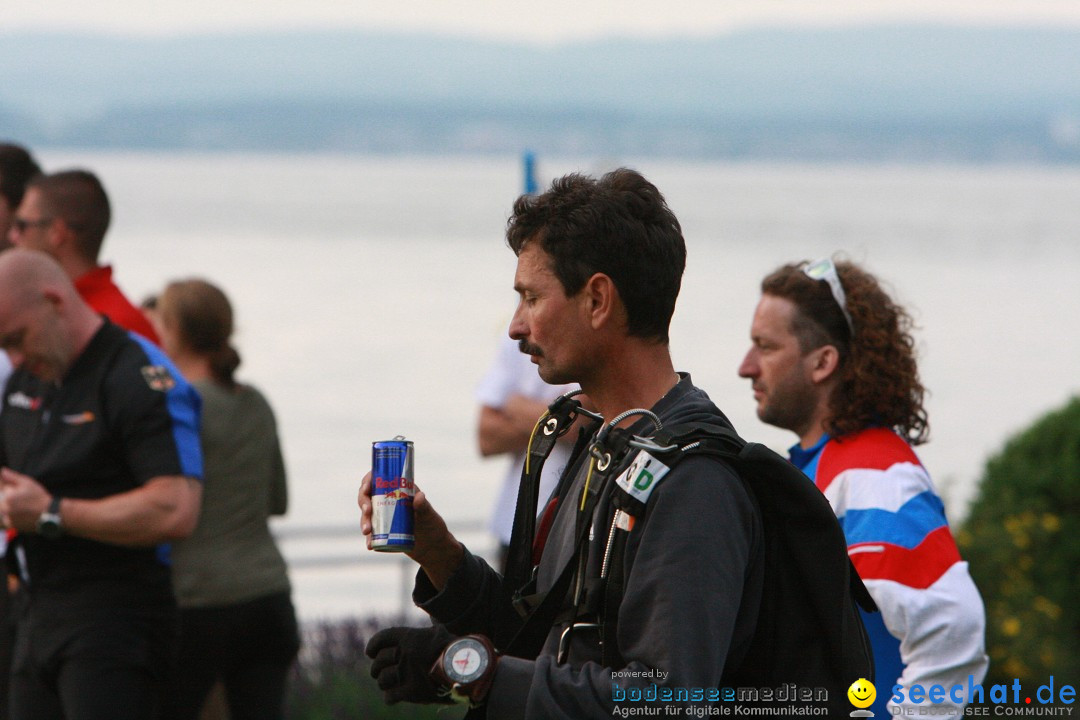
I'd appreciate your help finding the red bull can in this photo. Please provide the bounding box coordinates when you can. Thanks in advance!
[371,437,415,552]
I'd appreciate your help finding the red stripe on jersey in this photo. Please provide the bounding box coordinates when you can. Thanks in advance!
[816,428,922,493]
[850,525,962,589]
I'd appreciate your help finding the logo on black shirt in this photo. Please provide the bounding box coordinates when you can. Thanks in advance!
[6,391,42,411]
[141,365,176,392]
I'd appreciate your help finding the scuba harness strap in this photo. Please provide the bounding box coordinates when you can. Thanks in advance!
[503,393,586,594]
[497,401,658,661]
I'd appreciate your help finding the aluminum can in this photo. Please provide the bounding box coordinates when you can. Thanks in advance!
[371,437,415,552]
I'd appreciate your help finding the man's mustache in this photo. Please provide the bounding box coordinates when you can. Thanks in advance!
[518,339,543,357]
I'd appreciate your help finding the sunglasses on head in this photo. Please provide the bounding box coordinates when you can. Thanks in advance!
[803,257,854,336]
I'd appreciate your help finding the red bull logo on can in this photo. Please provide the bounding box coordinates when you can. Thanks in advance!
[374,476,414,490]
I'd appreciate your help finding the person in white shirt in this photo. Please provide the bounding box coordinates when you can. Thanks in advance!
[475,333,577,572]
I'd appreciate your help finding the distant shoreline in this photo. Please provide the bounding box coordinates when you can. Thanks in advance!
[4,25,1079,165]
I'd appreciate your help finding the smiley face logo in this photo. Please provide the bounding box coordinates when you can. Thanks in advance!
[847,678,876,709]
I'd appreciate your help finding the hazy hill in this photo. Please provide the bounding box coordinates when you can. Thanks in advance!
[2,25,1079,161]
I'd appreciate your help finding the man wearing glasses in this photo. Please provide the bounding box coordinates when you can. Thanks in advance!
[8,169,159,344]
[738,258,988,717]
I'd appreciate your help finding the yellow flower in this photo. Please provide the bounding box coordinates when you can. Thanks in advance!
[1032,597,1062,620]
[1041,514,1061,533]
[1001,617,1021,637]
[1004,514,1031,548]
[1003,658,1028,678]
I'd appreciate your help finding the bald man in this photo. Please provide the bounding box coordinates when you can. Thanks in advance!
[0,249,203,720]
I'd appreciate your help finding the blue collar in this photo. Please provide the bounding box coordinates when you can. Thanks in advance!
[788,434,830,478]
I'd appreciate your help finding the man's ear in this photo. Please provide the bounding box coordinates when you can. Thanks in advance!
[808,344,841,384]
[45,219,64,246]
[581,272,620,330]
[41,286,66,312]
[48,218,83,257]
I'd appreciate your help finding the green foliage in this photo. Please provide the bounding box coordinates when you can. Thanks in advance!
[958,396,1080,685]
[286,617,466,720]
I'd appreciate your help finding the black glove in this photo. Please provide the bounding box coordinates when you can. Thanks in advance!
[365,624,456,705]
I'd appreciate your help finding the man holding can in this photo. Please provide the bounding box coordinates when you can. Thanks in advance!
[358,170,859,717]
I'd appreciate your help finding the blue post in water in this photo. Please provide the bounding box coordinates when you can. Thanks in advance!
[523,150,538,195]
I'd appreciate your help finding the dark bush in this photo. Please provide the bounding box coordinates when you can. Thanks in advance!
[958,396,1080,685]
[286,616,466,720]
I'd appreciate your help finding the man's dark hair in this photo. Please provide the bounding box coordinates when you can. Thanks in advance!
[26,169,111,262]
[762,260,930,445]
[0,143,42,209]
[505,168,686,344]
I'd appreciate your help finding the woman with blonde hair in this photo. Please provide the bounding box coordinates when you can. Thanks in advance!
[155,279,298,720]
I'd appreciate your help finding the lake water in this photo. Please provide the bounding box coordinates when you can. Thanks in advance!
[33,150,1080,621]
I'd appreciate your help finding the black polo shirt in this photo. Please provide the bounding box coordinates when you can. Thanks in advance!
[0,320,203,609]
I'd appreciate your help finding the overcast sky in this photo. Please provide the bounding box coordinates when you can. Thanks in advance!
[6,0,1080,41]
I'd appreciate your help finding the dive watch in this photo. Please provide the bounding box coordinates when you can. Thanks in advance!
[37,496,64,540]
[430,634,498,706]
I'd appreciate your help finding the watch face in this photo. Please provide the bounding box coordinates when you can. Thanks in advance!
[38,515,62,540]
[443,637,490,683]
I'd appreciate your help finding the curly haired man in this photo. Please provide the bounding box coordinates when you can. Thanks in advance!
[738,258,988,716]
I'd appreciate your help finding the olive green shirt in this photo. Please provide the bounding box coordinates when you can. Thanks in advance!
[171,380,291,607]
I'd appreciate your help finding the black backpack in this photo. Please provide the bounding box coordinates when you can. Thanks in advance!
[498,399,876,717]
[604,421,877,714]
